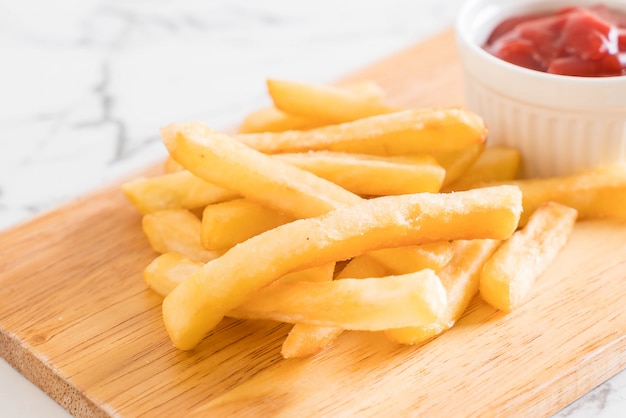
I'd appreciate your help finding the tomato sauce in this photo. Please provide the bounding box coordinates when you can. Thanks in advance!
[484,4,626,76]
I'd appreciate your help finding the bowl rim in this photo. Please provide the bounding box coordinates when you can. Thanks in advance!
[454,0,626,109]
[455,0,626,84]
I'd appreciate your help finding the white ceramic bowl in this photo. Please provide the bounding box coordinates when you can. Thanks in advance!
[455,0,626,178]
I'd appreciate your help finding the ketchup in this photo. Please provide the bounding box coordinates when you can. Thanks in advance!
[484,4,626,77]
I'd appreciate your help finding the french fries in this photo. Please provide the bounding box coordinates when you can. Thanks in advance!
[480,202,578,312]
[282,241,458,357]
[122,77,625,360]
[163,186,522,350]
[144,253,335,298]
[385,239,501,344]
[145,253,445,330]
[280,255,384,358]
[162,122,362,219]
[145,251,339,357]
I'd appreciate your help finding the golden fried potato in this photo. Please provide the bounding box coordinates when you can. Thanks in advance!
[144,252,202,296]
[122,170,237,214]
[366,241,456,275]
[335,254,392,279]
[142,209,223,263]
[281,323,343,358]
[146,254,445,331]
[266,78,395,124]
[237,106,327,134]
[201,198,293,251]
[442,146,521,192]
[500,164,626,226]
[162,185,522,350]
[275,151,445,195]
[385,239,501,344]
[279,261,337,357]
[162,122,362,219]
[433,143,485,187]
[235,108,487,156]
[280,255,387,358]
[230,270,446,330]
[238,81,387,134]
[280,241,455,358]
[480,202,577,312]
[144,254,334,298]
[276,263,335,284]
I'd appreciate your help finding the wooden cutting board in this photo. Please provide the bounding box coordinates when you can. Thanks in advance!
[2,29,626,418]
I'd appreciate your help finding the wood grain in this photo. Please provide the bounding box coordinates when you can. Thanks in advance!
[1,28,626,417]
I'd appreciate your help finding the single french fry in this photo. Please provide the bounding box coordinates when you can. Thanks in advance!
[122,170,238,214]
[336,254,392,279]
[144,252,202,297]
[433,143,485,187]
[230,271,446,330]
[480,202,578,312]
[281,323,344,358]
[237,106,327,134]
[442,146,522,192]
[266,78,396,124]
[142,209,223,263]
[498,164,626,226]
[277,263,336,284]
[235,108,487,156]
[366,241,456,275]
[237,81,387,134]
[201,198,294,251]
[385,239,501,345]
[162,185,522,350]
[275,151,445,195]
[162,122,362,219]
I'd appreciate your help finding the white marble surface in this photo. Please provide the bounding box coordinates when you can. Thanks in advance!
[0,0,624,416]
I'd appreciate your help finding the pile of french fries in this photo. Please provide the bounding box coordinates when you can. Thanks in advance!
[123,78,626,357]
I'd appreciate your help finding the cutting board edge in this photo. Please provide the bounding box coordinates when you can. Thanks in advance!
[0,328,111,418]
